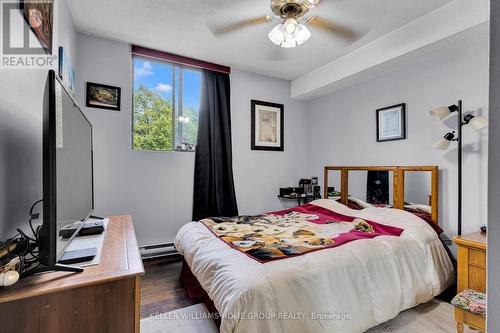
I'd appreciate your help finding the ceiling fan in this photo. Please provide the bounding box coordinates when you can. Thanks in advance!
[211,0,359,48]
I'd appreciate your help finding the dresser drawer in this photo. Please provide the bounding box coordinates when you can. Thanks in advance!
[469,249,486,268]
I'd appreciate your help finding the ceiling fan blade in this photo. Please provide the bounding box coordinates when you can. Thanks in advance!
[306,16,359,41]
[210,16,273,36]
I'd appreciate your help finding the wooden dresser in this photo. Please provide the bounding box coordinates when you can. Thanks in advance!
[0,216,144,333]
[453,231,486,333]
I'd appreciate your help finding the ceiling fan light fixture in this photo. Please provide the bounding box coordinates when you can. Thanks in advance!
[281,35,297,48]
[268,24,285,45]
[284,18,298,34]
[295,24,311,45]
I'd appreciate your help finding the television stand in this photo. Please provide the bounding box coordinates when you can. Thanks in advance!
[0,216,144,333]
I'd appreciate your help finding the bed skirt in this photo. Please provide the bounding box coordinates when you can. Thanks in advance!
[180,259,222,328]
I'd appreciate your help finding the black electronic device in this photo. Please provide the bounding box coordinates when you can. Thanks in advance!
[36,70,95,275]
[59,221,105,239]
[58,247,97,265]
[313,185,321,197]
[279,187,293,196]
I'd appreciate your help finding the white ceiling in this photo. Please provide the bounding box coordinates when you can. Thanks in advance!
[67,0,453,80]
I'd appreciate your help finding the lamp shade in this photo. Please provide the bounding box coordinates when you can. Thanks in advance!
[468,115,488,131]
[268,24,284,45]
[432,132,455,150]
[429,104,459,121]
[295,24,311,45]
[281,35,297,48]
[429,107,450,121]
[284,18,298,34]
[432,138,451,150]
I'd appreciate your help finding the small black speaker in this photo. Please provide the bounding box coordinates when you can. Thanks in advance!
[314,186,321,197]
[279,187,293,196]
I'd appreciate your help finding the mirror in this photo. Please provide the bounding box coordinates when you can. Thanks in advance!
[404,171,432,213]
[326,170,341,198]
[348,171,394,206]
[323,166,437,223]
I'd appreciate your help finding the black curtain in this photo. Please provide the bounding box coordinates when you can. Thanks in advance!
[366,171,389,204]
[192,69,238,221]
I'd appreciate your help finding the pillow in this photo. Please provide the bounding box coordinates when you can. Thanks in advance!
[452,289,486,317]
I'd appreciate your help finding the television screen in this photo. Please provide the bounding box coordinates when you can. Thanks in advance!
[54,77,93,260]
[39,70,94,267]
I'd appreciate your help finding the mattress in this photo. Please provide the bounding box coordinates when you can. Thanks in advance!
[174,199,455,333]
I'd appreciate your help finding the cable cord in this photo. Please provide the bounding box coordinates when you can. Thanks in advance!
[0,199,44,275]
[28,199,43,241]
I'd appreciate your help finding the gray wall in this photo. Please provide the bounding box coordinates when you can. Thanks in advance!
[75,34,308,245]
[305,23,490,239]
[488,0,499,330]
[231,70,308,215]
[0,0,78,239]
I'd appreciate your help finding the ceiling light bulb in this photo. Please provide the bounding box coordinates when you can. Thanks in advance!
[295,24,311,45]
[284,18,298,34]
[307,0,320,6]
[468,115,488,131]
[268,24,284,45]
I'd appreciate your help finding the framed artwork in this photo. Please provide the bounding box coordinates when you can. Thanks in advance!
[58,47,75,96]
[22,0,54,54]
[376,103,406,142]
[86,82,121,111]
[251,100,284,151]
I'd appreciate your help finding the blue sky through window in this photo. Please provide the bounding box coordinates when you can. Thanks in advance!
[133,56,201,151]
[134,58,172,101]
[133,57,201,109]
[183,68,201,110]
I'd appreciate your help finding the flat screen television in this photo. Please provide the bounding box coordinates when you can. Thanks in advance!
[37,70,94,273]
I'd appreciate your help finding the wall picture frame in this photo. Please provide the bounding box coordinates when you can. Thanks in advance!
[251,100,284,151]
[86,82,121,111]
[22,0,54,54]
[376,103,406,142]
[58,47,75,96]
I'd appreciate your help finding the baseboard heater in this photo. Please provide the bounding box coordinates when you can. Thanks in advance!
[139,242,179,260]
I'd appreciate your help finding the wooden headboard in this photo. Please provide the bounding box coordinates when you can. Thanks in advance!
[323,166,438,224]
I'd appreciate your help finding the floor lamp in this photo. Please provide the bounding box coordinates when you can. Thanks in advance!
[429,100,488,235]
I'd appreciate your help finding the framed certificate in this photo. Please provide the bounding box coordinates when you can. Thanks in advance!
[376,103,406,142]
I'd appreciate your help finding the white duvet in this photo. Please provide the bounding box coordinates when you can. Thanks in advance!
[174,199,454,333]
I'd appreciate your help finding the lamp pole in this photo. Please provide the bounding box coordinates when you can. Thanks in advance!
[457,100,463,236]
[432,100,487,235]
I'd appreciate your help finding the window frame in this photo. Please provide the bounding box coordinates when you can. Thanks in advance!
[131,54,201,152]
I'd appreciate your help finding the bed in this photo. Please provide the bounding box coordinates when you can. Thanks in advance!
[174,166,455,333]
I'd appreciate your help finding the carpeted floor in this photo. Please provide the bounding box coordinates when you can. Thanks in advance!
[141,298,474,333]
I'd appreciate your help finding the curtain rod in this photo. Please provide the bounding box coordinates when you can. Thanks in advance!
[131,45,231,74]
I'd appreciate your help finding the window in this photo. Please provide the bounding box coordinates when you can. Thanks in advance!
[132,56,201,151]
